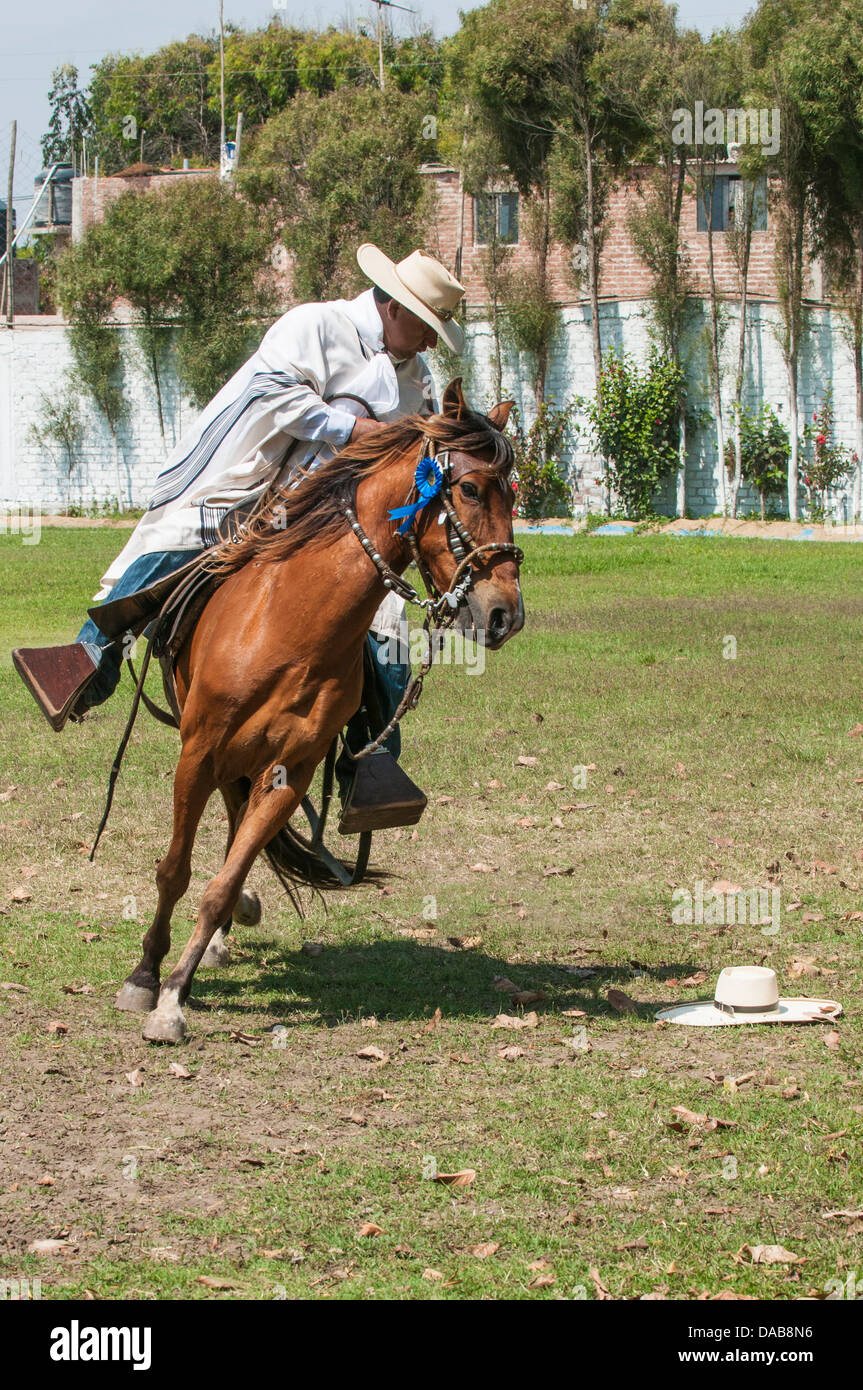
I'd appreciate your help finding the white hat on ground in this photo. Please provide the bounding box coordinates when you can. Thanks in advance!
[357,244,466,353]
[655,966,842,1027]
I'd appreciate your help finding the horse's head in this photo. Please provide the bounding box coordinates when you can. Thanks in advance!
[411,379,524,650]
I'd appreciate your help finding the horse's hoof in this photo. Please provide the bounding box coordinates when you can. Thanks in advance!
[201,928,231,968]
[233,888,261,927]
[115,980,158,1013]
[142,995,187,1044]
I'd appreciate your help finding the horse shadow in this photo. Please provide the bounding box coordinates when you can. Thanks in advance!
[189,936,706,1027]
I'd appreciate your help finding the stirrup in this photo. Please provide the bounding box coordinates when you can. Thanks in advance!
[338,748,428,834]
[12,642,102,732]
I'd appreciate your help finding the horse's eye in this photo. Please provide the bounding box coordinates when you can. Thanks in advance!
[459,481,479,501]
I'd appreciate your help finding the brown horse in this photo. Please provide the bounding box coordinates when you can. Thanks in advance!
[114,379,524,1043]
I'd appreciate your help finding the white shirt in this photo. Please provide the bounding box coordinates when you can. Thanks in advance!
[95,289,436,639]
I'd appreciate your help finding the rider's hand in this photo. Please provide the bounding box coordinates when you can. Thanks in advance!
[349,416,387,442]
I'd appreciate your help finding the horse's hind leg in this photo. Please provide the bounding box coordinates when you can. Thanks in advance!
[142,762,316,1044]
[115,745,214,1013]
[200,784,261,969]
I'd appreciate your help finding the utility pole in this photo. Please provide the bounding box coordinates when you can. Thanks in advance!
[3,121,16,328]
[369,0,415,93]
[219,0,226,162]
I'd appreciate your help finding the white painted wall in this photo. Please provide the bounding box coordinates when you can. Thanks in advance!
[1,301,860,520]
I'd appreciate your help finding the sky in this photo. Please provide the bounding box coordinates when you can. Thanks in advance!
[1,0,755,224]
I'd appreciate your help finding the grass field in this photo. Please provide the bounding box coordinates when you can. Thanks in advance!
[1,528,862,1301]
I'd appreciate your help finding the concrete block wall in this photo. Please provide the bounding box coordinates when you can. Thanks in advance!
[1,300,860,519]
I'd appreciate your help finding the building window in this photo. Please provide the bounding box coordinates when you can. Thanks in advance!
[475,192,519,245]
[697,175,767,232]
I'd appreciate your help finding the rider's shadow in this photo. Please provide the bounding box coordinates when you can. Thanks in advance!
[190,938,706,1025]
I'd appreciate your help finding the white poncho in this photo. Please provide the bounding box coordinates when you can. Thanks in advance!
[95,289,435,639]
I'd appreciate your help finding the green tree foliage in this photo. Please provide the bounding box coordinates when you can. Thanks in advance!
[588,351,683,517]
[210,23,303,129]
[724,404,790,520]
[509,400,576,518]
[42,64,92,167]
[58,181,278,414]
[241,86,428,303]
[801,391,855,519]
[88,35,221,171]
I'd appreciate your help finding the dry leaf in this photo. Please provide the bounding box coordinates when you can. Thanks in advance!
[1,981,28,992]
[516,755,538,767]
[37,1174,56,1186]
[423,1007,443,1032]
[168,1062,192,1080]
[358,1223,383,1238]
[62,983,93,995]
[196,1275,244,1290]
[824,1030,841,1050]
[125,1068,145,1088]
[344,1111,367,1126]
[448,935,483,949]
[498,1045,525,1061]
[492,975,519,992]
[528,1271,556,1288]
[607,988,638,1015]
[739,1244,800,1266]
[433,1169,476,1188]
[510,990,549,1006]
[491,1012,538,1031]
[356,1045,389,1063]
[229,1030,261,1046]
[28,1238,70,1255]
[422,1268,445,1282]
[301,941,324,957]
[10,887,31,904]
[589,1266,613,1300]
[711,879,742,894]
[467,1241,499,1258]
[847,723,863,738]
[469,862,497,873]
[399,926,437,939]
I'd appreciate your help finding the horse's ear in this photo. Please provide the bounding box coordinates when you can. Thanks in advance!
[487,399,514,432]
[442,377,467,419]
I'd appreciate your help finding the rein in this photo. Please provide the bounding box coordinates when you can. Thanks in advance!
[340,435,523,760]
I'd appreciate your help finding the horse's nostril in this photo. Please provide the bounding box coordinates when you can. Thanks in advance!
[488,607,509,640]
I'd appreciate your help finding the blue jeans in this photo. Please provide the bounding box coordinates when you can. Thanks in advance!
[76,549,202,709]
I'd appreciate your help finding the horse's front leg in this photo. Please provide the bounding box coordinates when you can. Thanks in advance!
[115,742,215,1014]
[199,786,261,969]
[142,758,318,1044]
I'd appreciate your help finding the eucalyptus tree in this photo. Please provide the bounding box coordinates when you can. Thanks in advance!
[598,0,703,516]
[745,0,819,521]
[785,2,863,521]
[446,0,628,410]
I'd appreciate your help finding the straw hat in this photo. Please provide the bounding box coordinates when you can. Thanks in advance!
[357,244,466,353]
[655,966,842,1027]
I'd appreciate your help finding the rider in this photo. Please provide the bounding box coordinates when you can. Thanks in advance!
[14,243,465,722]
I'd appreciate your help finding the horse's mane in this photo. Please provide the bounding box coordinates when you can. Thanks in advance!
[205,406,514,575]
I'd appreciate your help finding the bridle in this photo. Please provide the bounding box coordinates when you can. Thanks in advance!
[340,433,524,759]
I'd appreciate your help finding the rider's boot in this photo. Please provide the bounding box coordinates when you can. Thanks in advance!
[11,641,103,732]
[337,748,428,833]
